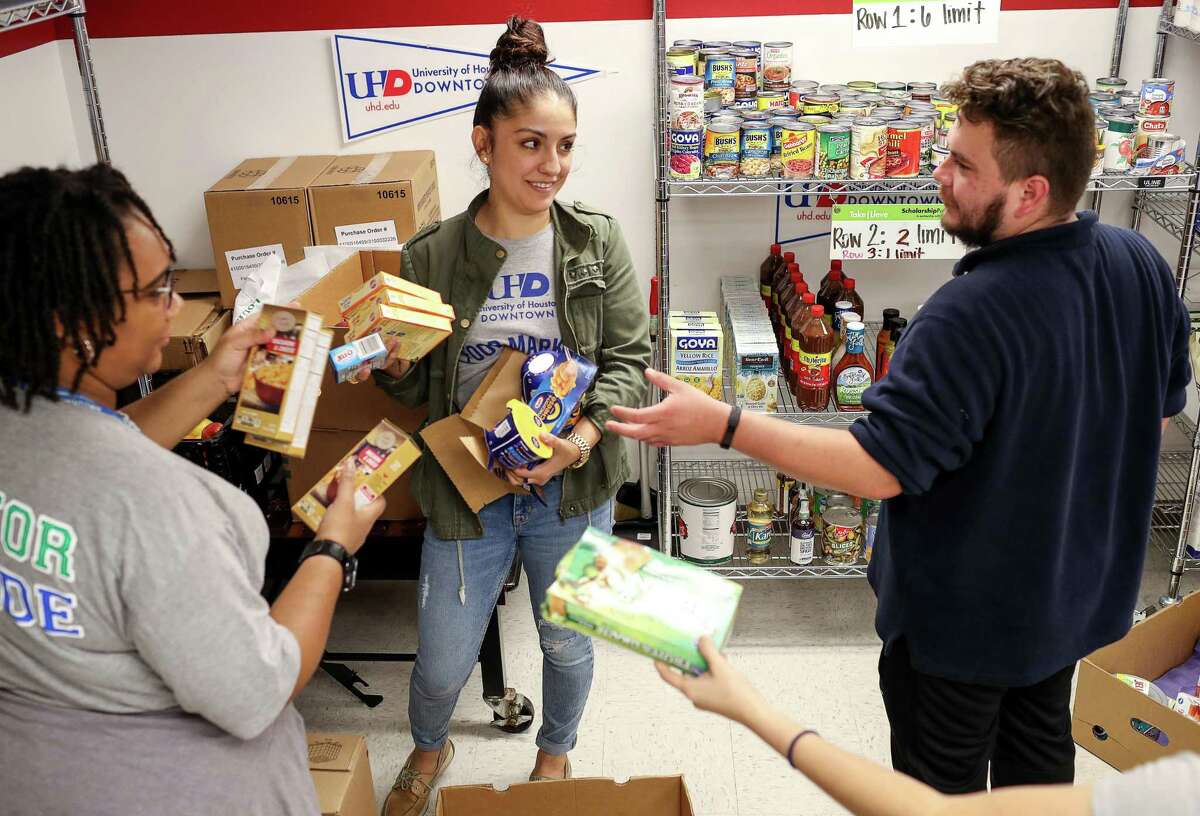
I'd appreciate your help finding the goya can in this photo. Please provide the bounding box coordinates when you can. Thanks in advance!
[816,124,851,179]
[705,54,737,105]
[704,123,741,179]
[670,76,705,131]
[1135,113,1171,158]
[739,121,772,178]
[780,122,817,179]
[758,91,788,111]
[1139,78,1174,116]
[851,117,888,179]
[667,47,697,76]
[733,49,760,98]
[731,96,758,111]
[886,120,922,177]
[822,507,863,564]
[677,477,738,564]
[847,80,877,92]
[669,128,704,180]
[802,93,840,115]
[762,41,793,85]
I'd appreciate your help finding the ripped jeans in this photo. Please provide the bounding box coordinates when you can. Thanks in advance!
[408,476,613,756]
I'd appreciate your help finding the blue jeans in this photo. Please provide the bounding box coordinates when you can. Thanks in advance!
[408,476,613,755]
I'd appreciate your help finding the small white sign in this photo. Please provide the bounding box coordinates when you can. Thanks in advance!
[334,220,400,248]
[830,204,965,260]
[852,0,999,47]
[225,244,286,288]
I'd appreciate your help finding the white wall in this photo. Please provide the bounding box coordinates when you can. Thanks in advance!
[0,40,91,172]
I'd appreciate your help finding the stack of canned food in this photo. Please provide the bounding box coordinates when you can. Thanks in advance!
[666,38,1190,181]
[1091,76,1188,176]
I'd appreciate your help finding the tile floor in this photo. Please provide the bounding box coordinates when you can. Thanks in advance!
[295,536,1200,815]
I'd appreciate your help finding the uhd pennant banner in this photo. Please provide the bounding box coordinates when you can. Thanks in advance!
[333,34,601,142]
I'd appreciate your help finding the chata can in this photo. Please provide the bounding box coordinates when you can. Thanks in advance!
[816,123,851,179]
[1135,113,1171,158]
[666,47,697,76]
[762,41,793,85]
[705,55,737,104]
[669,128,704,180]
[704,123,741,179]
[851,117,888,179]
[739,122,772,178]
[1139,78,1174,116]
[885,120,922,177]
[780,122,817,179]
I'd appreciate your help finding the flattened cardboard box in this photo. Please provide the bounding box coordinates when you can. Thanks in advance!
[307,151,440,249]
[435,775,695,816]
[307,732,377,816]
[162,297,230,371]
[204,155,334,307]
[1072,590,1200,771]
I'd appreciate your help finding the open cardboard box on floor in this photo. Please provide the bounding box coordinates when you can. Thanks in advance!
[307,732,377,816]
[435,776,695,816]
[1072,590,1200,771]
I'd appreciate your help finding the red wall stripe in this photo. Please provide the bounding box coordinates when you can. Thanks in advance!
[0,0,1162,58]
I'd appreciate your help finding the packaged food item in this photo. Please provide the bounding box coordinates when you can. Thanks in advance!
[790,497,815,566]
[542,527,743,675]
[669,316,723,398]
[816,124,851,179]
[344,288,454,337]
[521,346,597,436]
[732,326,779,413]
[864,506,879,563]
[705,55,736,105]
[670,76,705,130]
[746,488,773,565]
[822,506,863,564]
[245,328,334,458]
[484,399,554,472]
[704,123,741,179]
[1147,136,1187,175]
[1115,674,1174,707]
[1175,692,1200,724]
[670,128,704,180]
[851,118,888,179]
[1139,78,1174,116]
[348,302,453,360]
[780,122,816,180]
[666,47,697,76]
[739,122,772,178]
[337,271,442,316]
[761,41,792,85]
[886,120,922,178]
[677,477,738,564]
[329,332,388,384]
[1102,116,1136,172]
[233,306,325,443]
[291,419,421,531]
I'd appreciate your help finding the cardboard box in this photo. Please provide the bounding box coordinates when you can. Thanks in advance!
[1073,590,1200,771]
[162,297,230,371]
[173,267,220,295]
[307,733,377,816]
[307,151,440,249]
[204,155,334,307]
[286,429,422,521]
[435,776,695,816]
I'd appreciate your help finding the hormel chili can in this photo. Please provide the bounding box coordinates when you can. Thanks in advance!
[886,120,922,177]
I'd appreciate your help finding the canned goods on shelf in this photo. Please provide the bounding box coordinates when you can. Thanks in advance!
[704,123,741,179]
[851,117,888,179]
[876,81,906,92]
[802,93,840,115]
[1102,116,1136,172]
[847,80,877,92]
[666,47,698,76]
[816,124,851,179]
[1139,78,1174,116]
[781,121,817,179]
[822,506,863,565]
[740,121,772,178]
[762,41,792,85]
[677,477,738,564]
[733,49,760,98]
[669,128,704,180]
[1095,76,1127,92]
[705,54,737,105]
[669,76,705,131]
[886,120,922,177]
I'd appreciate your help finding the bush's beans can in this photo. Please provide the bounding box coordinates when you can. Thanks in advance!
[788,80,820,107]
[762,41,792,85]
[816,124,851,179]
[739,122,772,178]
[1095,76,1127,92]
[667,47,698,76]
[769,116,794,175]
[758,91,788,111]
[937,111,957,148]
[704,123,741,179]
[781,122,817,179]
[733,49,759,98]
[677,477,737,564]
[697,47,726,81]
[670,76,705,131]
[1139,78,1174,116]
[847,80,877,92]
[705,54,736,104]
[669,128,704,180]
[802,93,840,115]
[710,115,742,129]
[1135,113,1171,158]
[886,120,922,177]
[851,117,888,179]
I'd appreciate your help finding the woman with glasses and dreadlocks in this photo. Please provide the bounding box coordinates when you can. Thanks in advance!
[0,164,382,815]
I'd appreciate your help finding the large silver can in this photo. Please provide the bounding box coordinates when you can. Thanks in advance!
[678,478,738,564]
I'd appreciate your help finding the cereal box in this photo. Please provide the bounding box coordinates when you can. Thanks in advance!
[348,302,453,360]
[343,287,455,335]
[329,332,389,385]
[337,271,442,316]
[292,419,421,531]
[542,527,742,676]
[668,319,723,399]
[233,306,325,442]
[246,328,334,457]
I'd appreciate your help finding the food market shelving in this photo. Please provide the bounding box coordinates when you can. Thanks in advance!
[1159,14,1200,45]
[1139,193,1200,259]
[669,459,869,579]
[0,0,80,30]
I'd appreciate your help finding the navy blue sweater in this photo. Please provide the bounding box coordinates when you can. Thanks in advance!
[851,212,1191,686]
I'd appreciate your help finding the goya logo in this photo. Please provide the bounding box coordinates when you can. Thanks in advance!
[671,130,702,148]
[676,336,719,351]
[334,34,601,143]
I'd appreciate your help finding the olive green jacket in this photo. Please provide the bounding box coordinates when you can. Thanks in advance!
[375,191,651,540]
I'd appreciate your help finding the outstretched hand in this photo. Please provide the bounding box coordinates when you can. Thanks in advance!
[606,369,730,448]
[656,636,766,727]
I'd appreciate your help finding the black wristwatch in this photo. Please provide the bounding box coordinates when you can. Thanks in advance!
[720,405,742,450]
[299,539,358,593]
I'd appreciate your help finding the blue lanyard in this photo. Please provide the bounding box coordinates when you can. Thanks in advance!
[54,388,141,432]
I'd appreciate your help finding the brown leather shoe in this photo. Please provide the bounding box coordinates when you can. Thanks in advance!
[529,757,571,782]
[382,740,454,816]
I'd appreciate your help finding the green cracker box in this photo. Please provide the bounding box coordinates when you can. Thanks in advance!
[542,527,742,675]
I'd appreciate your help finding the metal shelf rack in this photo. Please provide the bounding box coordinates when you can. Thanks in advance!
[0,0,79,29]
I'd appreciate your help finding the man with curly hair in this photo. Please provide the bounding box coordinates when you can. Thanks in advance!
[609,57,1191,793]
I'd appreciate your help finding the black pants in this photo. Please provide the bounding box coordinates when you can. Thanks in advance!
[878,637,1076,794]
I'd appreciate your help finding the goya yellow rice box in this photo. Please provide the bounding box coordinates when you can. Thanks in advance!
[337,271,443,316]
[233,306,325,442]
[348,302,453,360]
[669,322,724,399]
[542,527,742,675]
[292,419,421,531]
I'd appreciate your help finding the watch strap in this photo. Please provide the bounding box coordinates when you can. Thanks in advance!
[720,405,742,450]
[567,432,592,469]
[299,539,357,593]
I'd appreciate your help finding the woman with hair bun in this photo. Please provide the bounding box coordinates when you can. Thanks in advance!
[370,16,650,815]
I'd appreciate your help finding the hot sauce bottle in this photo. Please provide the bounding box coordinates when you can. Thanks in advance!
[788,291,817,393]
[875,308,900,374]
[760,243,783,314]
[796,304,835,410]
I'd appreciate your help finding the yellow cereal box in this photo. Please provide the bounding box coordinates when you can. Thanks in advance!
[292,419,421,531]
[244,328,334,457]
[344,289,455,337]
[337,271,441,316]
[233,306,325,442]
[349,302,453,360]
[668,322,724,399]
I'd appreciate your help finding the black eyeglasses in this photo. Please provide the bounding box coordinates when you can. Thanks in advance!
[120,269,177,311]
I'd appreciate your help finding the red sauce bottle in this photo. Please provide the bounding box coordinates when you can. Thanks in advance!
[796,304,836,411]
[788,291,816,393]
[875,308,900,374]
[818,269,844,319]
[818,259,843,295]
[760,243,783,314]
[772,251,797,324]
[877,316,907,379]
[841,277,865,323]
